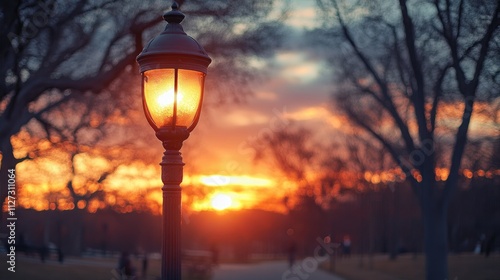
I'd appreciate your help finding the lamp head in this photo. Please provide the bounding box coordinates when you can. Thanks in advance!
[137,2,212,133]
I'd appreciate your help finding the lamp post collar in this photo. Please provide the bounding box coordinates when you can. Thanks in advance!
[156,127,190,150]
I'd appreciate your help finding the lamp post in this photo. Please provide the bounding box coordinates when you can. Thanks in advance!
[136,2,211,279]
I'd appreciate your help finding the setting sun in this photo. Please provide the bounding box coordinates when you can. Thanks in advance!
[211,193,233,211]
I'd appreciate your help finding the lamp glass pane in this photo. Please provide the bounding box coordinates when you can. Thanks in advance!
[143,69,175,128]
[176,69,205,127]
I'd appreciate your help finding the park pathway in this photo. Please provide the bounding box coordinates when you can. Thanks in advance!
[212,260,345,280]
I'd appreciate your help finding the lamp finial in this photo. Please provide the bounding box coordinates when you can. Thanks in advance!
[172,1,179,10]
[164,1,185,24]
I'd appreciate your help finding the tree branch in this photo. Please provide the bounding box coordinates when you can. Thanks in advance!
[469,2,499,92]
[442,96,475,204]
[334,0,416,154]
[399,0,429,143]
[433,0,469,94]
[343,104,421,200]
[430,64,451,132]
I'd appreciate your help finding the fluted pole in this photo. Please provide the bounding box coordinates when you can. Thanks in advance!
[157,127,189,280]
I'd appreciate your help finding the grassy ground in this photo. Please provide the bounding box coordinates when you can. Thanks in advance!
[321,254,500,280]
[1,260,113,280]
[0,255,211,280]
[4,253,498,280]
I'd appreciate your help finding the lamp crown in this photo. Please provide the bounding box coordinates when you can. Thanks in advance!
[136,0,211,74]
[163,2,185,24]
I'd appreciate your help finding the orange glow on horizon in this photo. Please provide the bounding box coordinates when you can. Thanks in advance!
[7,96,500,215]
[190,191,246,212]
[198,175,273,187]
[8,166,500,213]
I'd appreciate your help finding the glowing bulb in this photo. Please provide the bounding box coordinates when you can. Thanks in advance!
[157,90,183,107]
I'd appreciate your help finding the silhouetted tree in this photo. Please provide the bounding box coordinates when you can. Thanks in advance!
[252,123,335,254]
[315,0,499,278]
[0,0,158,218]
[253,123,319,203]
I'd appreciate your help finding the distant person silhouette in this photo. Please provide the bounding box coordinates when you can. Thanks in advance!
[210,243,219,267]
[485,234,496,257]
[40,244,49,263]
[343,235,351,258]
[58,248,64,263]
[142,253,148,277]
[287,240,297,268]
[118,251,134,278]
[286,228,297,268]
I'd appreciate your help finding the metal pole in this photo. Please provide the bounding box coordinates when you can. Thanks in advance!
[157,127,189,280]
[161,149,183,279]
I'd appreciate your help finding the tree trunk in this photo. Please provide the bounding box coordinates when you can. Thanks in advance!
[390,185,399,260]
[422,200,448,280]
[68,209,85,256]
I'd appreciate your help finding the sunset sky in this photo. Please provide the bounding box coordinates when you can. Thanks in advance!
[10,0,499,214]
[7,0,333,213]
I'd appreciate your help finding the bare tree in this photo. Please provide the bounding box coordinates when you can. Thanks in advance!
[35,93,132,209]
[315,0,499,278]
[0,0,159,216]
[253,123,318,193]
[0,0,285,214]
[252,123,329,252]
[20,91,140,254]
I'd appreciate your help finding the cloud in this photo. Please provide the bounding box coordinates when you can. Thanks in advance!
[274,51,321,84]
[219,107,270,126]
[285,4,319,29]
[255,91,278,101]
[287,105,343,129]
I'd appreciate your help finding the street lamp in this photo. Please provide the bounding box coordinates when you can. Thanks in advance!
[136,2,211,279]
